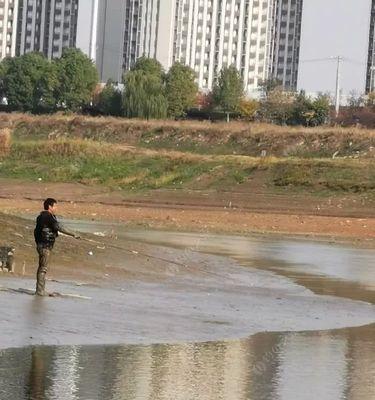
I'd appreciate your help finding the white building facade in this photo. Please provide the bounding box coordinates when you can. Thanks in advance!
[96,0,176,83]
[173,0,274,95]
[16,0,79,59]
[0,0,19,59]
[97,0,280,96]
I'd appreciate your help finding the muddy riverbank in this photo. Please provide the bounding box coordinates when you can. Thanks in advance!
[1,214,375,350]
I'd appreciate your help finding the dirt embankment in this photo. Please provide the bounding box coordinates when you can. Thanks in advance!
[1,112,374,158]
[0,179,374,245]
[1,113,374,195]
[0,113,373,244]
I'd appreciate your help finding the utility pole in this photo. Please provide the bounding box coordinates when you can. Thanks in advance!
[335,56,342,117]
[370,66,375,93]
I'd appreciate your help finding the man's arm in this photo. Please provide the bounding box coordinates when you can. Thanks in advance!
[51,217,80,239]
[57,223,80,239]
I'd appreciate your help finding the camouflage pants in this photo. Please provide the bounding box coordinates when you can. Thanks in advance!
[36,246,51,295]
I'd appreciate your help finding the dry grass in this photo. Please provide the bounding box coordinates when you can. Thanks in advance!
[0,128,11,156]
[7,138,301,166]
[16,136,375,166]
[2,111,375,137]
[0,112,374,159]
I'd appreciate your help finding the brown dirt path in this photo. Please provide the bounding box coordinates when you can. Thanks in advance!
[0,178,374,245]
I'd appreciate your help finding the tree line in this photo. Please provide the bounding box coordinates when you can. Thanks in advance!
[0,51,330,126]
[0,49,98,113]
[98,58,331,126]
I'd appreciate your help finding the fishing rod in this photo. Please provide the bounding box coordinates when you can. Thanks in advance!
[81,235,232,282]
[81,236,188,269]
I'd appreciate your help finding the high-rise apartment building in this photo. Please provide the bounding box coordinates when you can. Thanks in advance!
[173,0,274,95]
[98,0,281,95]
[15,0,79,59]
[270,0,303,90]
[366,0,375,92]
[0,0,19,59]
[96,0,176,83]
[95,0,126,82]
[11,0,303,95]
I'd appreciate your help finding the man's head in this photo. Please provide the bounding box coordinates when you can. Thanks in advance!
[43,198,57,214]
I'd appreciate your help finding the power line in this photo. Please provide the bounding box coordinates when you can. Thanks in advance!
[300,57,337,63]
[300,55,369,114]
[343,57,366,66]
[301,56,366,66]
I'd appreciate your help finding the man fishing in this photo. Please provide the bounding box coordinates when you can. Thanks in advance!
[34,198,80,296]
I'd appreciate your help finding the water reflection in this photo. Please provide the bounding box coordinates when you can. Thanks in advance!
[12,223,374,399]
[1,325,374,400]
[113,230,375,289]
[93,228,375,304]
[68,223,375,290]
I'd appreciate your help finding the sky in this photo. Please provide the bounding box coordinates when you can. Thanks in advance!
[297,0,372,99]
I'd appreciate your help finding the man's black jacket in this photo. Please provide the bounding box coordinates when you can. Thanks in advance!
[34,211,75,248]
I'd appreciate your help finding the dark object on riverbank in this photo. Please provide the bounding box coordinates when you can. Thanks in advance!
[0,246,15,272]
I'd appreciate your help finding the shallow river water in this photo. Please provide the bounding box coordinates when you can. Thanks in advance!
[1,224,374,400]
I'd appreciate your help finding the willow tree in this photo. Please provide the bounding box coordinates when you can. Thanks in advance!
[131,56,164,77]
[123,58,167,119]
